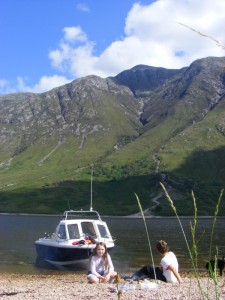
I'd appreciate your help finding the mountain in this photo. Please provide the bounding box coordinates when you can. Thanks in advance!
[110,64,184,96]
[0,76,141,162]
[0,56,225,216]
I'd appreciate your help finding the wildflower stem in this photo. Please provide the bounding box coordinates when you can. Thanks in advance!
[135,193,156,279]
[159,182,205,299]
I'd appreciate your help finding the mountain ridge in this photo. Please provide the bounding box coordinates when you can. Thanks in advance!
[0,56,225,216]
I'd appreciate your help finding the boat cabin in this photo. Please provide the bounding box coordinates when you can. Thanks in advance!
[56,219,111,242]
[53,210,113,244]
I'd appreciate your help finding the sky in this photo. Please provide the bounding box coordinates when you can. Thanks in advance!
[0,0,225,95]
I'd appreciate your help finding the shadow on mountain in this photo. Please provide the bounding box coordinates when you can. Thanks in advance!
[0,173,162,215]
[172,146,225,183]
[0,147,225,217]
[161,146,225,216]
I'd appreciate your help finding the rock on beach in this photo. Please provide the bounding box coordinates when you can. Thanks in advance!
[0,273,224,300]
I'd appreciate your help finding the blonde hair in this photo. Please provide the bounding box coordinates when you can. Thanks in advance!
[91,242,109,269]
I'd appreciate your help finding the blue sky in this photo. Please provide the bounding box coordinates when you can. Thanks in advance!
[0,0,225,95]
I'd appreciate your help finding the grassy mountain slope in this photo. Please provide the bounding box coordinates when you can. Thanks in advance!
[160,95,225,180]
[0,57,225,216]
[0,79,142,189]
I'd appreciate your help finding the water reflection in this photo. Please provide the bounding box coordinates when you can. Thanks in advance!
[0,214,224,275]
[110,217,225,274]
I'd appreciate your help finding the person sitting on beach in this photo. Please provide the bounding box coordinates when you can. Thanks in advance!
[124,240,182,284]
[87,242,117,283]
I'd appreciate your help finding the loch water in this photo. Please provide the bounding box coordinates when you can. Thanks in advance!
[0,214,224,275]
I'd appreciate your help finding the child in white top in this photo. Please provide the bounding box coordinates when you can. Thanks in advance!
[126,240,182,284]
[160,249,180,283]
[87,242,117,283]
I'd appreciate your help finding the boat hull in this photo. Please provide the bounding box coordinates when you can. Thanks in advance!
[35,242,114,266]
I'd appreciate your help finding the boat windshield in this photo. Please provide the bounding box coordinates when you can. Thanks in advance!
[81,222,97,238]
[68,224,80,239]
[97,224,109,238]
[58,224,66,239]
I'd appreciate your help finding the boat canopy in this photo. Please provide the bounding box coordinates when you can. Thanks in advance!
[63,210,102,221]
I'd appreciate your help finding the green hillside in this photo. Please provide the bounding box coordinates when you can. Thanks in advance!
[1,58,225,216]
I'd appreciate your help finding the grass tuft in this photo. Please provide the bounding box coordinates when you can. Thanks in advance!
[160,182,224,299]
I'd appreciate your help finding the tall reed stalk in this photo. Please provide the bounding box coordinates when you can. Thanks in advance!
[190,190,198,270]
[135,193,161,299]
[159,182,205,298]
[135,193,156,279]
[208,189,223,270]
[160,182,223,300]
[206,189,223,298]
[190,191,205,270]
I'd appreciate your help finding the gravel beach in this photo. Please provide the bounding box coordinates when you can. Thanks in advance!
[0,273,224,299]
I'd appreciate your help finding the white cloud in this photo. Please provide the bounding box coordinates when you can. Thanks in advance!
[95,0,225,74]
[50,0,225,79]
[76,3,90,13]
[63,26,87,43]
[0,79,17,95]
[16,75,71,94]
[0,79,9,90]
[2,0,225,95]
[48,26,98,78]
[0,74,72,96]
[48,27,89,71]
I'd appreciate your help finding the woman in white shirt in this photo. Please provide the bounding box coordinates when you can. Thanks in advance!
[124,240,182,284]
[87,242,117,283]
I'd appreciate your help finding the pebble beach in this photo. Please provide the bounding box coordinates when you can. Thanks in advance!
[0,272,224,300]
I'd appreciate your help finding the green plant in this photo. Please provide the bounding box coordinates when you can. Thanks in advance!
[160,182,223,299]
[190,190,205,271]
[206,189,223,298]
[135,193,161,299]
[135,193,156,279]
[115,273,122,300]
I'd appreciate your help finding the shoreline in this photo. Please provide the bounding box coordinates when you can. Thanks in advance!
[0,272,224,300]
[1,212,224,218]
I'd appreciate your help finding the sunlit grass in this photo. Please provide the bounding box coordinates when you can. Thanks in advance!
[133,181,223,299]
[160,182,223,299]
[135,193,163,299]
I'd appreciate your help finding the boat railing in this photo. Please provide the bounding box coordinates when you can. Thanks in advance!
[63,210,102,220]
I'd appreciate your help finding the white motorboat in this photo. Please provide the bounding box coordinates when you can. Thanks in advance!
[35,166,115,266]
[35,209,115,266]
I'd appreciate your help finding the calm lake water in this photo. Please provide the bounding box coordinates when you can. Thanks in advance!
[0,214,224,275]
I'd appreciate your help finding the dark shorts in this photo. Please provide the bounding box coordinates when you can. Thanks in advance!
[131,265,166,282]
[87,270,105,277]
